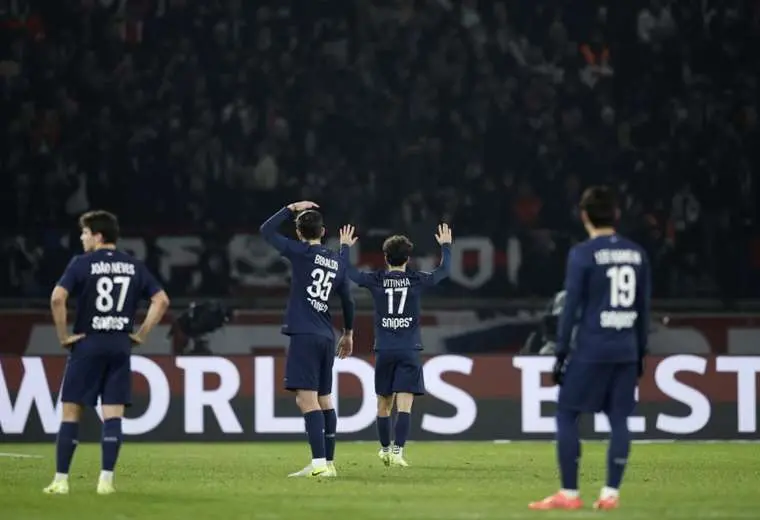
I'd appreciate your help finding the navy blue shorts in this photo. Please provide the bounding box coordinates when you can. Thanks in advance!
[60,336,132,407]
[284,334,335,395]
[374,350,425,397]
[558,359,638,415]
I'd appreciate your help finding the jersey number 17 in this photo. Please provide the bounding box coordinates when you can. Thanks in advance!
[384,287,408,314]
[606,265,636,308]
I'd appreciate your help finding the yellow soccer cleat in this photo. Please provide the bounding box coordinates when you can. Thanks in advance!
[43,479,69,495]
[325,462,337,477]
[378,448,391,467]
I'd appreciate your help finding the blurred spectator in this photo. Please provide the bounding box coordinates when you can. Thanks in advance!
[0,0,757,299]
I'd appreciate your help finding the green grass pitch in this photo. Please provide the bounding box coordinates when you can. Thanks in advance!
[1,442,758,519]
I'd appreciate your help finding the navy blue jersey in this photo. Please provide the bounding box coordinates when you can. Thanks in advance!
[556,234,651,363]
[57,249,162,335]
[260,208,355,340]
[340,244,451,350]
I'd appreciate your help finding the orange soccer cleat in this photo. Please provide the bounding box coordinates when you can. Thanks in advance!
[528,492,584,511]
[593,496,620,510]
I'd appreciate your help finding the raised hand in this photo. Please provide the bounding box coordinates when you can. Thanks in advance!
[339,225,358,247]
[287,201,320,212]
[435,223,453,245]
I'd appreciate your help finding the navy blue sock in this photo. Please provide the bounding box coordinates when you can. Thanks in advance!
[101,418,123,472]
[323,409,337,462]
[303,410,326,460]
[607,416,631,489]
[394,412,411,448]
[56,421,79,474]
[376,416,391,448]
[556,409,581,491]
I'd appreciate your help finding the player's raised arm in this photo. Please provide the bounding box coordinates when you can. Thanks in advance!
[336,279,355,359]
[419,223,453,286]
[634,252,651,372]
[51,256,86,347]
[337,279,355,332]
[259,201,319,255]
[555,248,586,359]
[338,225,376,287]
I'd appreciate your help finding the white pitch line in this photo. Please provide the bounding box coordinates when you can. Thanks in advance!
[0,452,43,459]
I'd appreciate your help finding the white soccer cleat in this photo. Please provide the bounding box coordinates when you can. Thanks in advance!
[288,464,314,477]
[390,452,408,467]
[287,464,329,478]
[43,479,69,495]
[96,479,116,495]
[378,448,391,467]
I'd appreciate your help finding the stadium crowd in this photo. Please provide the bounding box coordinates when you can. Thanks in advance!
[1,0,758,299]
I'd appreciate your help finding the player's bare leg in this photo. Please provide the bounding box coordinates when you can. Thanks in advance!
[390,393,413,467]
[376,395,394,466]
[318,394,337,477]
[288,390,329,477]
[44,403,82,494]
[96,404,125,495]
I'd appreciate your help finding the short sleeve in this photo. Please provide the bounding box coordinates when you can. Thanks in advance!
[140,262,163,299]
[57,256,83,293]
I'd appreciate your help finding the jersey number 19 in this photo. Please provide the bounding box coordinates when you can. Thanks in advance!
[606,265,636,308]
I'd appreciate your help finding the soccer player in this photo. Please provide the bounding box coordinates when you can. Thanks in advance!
[260,201,355,478]
[338,223,452,466]
[529,186,651,511]
[44,210,170,495]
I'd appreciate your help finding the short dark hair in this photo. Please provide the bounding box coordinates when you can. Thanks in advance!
[580,186,618,228]
[79,210,120,244]
[382,235,413,267]
[295,210,324,240]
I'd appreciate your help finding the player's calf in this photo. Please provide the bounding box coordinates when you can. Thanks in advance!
[294,390,328,472]
[529,408,582,509]
[99,404,124,493]
[595,412,629,509]
[318,395,337,471]
[391,393,413,465]
[44,402,81,494]
[375,395,393,465]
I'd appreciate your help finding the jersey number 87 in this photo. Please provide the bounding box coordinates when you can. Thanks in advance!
[95,276,131,313]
